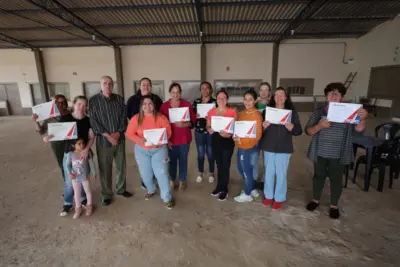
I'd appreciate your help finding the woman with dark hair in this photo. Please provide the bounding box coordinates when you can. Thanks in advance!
[305,82,368,219]
[206,90,237,201]
[44,95,95,217]
[126,95,174,209]
[160,83,196,191]
[260,87,302,210]
[192,81,217,183]
[233,89,263,202]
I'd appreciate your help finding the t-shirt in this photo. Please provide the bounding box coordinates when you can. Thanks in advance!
[60,114,91,153]
[256,101,268,113]
[207,107,237,150]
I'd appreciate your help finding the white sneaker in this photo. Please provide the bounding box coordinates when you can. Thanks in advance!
[251,189,260,198]
[196,175,203,183]
[208,176,215,183]
[234,193,253,203]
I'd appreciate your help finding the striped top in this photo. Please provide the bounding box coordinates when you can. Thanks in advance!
[88,93,127,148]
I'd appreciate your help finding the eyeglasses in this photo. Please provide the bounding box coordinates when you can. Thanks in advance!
[327,92,341,97]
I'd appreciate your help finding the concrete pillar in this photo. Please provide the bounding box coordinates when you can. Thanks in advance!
[201,43,206,82]
[33,49,50,102]
[114,47,124,97]
[271,43,280,90]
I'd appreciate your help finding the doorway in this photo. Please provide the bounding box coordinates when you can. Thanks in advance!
[0,83,23,115]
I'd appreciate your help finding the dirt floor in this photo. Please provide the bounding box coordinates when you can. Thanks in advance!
[0,114,400,267]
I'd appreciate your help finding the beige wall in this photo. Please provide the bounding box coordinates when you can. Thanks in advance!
[122,44,201,100]
[0,49,38,107]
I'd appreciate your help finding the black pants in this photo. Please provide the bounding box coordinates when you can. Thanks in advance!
[214,146,234,193]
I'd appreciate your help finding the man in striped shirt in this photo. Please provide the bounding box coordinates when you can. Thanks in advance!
[89,76,132,206]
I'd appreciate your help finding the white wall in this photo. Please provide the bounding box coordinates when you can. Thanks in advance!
[0,49,38,107]
[122,44,201,100]
[43,47,116,100]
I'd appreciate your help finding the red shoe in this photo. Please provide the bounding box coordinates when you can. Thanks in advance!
[261,199,273,207]
[272,201,283,210]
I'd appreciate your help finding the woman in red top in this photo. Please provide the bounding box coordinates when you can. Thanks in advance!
[206,90,237,201]
[160,83,196,191]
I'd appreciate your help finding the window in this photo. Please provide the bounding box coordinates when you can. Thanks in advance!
[134,80,165,101]
[30,84,43,105]
[83,82,118,99]
[172,80,201,102]
[30,83,71,105]
[279,78,314,95]
[214,80,263,97]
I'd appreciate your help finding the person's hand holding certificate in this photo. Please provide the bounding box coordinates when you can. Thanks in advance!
[32,101,60,122]
[169,107,190,123]
[143,128,168,146]
[327,102,362,124]
[197,104,215,118]
[211,116,234,134]
[47,122,77,141]
[265,107,292,124]
[234,121,256,138]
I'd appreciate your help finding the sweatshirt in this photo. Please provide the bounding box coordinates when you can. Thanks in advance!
[235,107,263,149]
[126,90,163,120]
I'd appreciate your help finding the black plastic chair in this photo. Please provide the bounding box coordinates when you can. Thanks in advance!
[375,122,400,140]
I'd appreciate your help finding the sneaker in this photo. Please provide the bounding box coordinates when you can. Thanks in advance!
[102,198,112,206]
[81,199,87,208]
[165,199,175,210]
[208,176,215,183]
[211,189,221,197]
[85,204,94,216]
[73,206,83,219]
[306,201,320,211]
[329,207,340,219]
[218,192,228,201]
[145,192,156,200]
[236,189,245,197]
[117,191,133,198]
[272,201,283,210]
[196,175,203,183]
[179,181,186,191]
[261,199,273,207]
[251,190,260,198]
[234,193,253,203]
[60,205,72,217]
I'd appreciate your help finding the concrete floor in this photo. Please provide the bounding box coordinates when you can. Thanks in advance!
[0,114,399,267]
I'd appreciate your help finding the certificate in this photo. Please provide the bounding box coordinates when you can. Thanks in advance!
[32,101,60,122]
[265,107,292,124]
[211,116,234,134]
[47,122,77,141]
[234,121,256,138]
[197,103,215,118]
[143,128,168,146]
[327,102,362,124]
[169,107,190,123]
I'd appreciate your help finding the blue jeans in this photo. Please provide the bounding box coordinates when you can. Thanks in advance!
[134,145,171,202]
[168,143,190,182]
[63,153,86,205]
[263,152,291,202]
[237,146,258,195]
[252,145,262,181]
[194,131,214,174]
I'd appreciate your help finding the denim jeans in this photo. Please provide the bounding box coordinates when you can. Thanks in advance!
[194,131,214,174]
[263,152,291,202]
[237,146,258,195]
[134,145,171,202]
[63,153,86,205]
[252,145,262,182]
[168,143,190,182]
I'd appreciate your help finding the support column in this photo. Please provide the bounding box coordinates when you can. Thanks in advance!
[114,47,124,97]
[201,43,207,82]
[34,49,50,102]
[271,42,280,90]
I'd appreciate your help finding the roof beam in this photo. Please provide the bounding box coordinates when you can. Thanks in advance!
[25,0,117,47]
[194,0,203,43]
[0,32,37,50]
[277,0,329,44]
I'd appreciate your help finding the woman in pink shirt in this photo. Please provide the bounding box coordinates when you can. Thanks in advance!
[126,95,174,209]
[160,83,196,191]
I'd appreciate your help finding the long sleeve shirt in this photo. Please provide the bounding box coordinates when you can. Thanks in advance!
[88,93,127,148]
[160,99,196,146]
[235,107,263,149]
[125,113,172,149]
[126,90,163,120]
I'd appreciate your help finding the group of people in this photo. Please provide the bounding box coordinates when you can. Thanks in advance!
[33,76,368,220]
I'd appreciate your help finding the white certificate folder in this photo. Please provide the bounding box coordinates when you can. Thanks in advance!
[32,101,60,122]
[197,104,215,118]
[47,122,77,141]
[211,116,234,134]
[143,128,168,146]
[265,107,292,124]
[327,102,361,124]
[234,121,256,138]
[169,107,190,123]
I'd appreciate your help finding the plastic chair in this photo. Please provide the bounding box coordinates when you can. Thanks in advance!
[375,123,400,141]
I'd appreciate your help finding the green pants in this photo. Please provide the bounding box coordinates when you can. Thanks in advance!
[312,156,344,206]
[96,140,126,200]
[51,141,65,181]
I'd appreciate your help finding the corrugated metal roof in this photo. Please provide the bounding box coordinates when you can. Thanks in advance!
[116,36,199,45]
[59,0,192,8]
[296,19,388,33]
[27,39,99,47]
[0,28,90,41]
[99,24,197,37]
[0,0,39,10]
[0,14,45,28]
[204,22,288,34]
[205,34,278,43]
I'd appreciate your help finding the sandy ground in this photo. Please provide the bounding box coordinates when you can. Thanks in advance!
[0,114,400,267]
